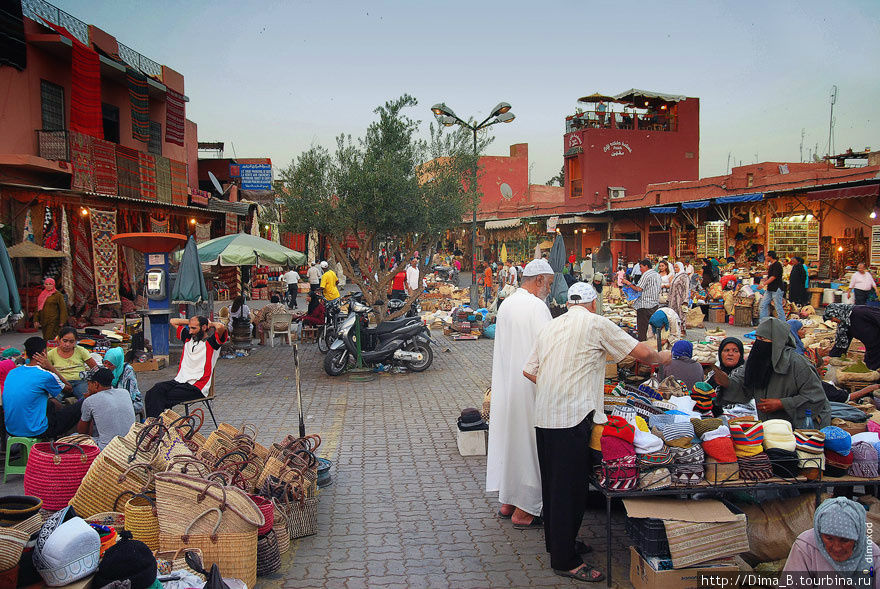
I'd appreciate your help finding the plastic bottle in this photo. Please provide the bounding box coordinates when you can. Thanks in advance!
[801,408,815,430]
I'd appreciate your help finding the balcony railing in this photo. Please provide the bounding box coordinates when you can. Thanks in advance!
[22,0,162,78]
[565,110,678,134]
[36,129,69,161]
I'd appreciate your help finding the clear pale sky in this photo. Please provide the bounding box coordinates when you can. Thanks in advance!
[56,0,880,184]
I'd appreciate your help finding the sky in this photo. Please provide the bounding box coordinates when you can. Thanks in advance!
[56,0,880,185]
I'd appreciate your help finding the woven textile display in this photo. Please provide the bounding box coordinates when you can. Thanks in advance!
[88,208,120,305]
[60,207,74,303]
[44,22,102,138]
[69,131,95,191]
[155,156,172,203]
[116,145,141,199]
[138,152,157,200]
[165,88,186,146]
[92,138,118,195]
[195,223,211,243]
[72,212,94,308]
[126,67,149,142]
[170,160,188,206]
[225,213,238,235]
[150,216,169,233]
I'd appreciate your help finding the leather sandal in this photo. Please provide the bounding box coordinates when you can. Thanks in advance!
[553,565,605,583]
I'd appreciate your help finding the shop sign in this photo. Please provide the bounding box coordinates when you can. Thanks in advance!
[603,141,632,157]
[240,164,273,190]
[547,216,559,233]
[567,134,582,148]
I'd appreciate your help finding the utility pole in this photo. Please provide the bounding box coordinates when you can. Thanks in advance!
[827,85,838,156]
[800,128,805,163]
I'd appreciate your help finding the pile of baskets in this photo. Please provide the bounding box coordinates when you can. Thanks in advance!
[4,409,324,586]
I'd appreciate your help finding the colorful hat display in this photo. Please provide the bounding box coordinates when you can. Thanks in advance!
[820,426,852,456]
[638,467,672,490]
[34,513,100,586]
[601,436,636,462]
[649,414,676,431]
[763,419,797,452]
[637,447,673,471]
[738,452,775,481]
[701,425,732,443]
[690,382,716,414]
[660,422,695,445]
[589,423,605,452]
[848,442,879,479]
[765,448,800,478]
[824,449,855,477]
[705,456,740,484]
[691,418,723,439]
[598,456,639,491]
[794,429,826,475]
[702,436,737,463]
[603,416,635,445]
[729,419,764,457]
[633,427,664,455]
[634,416,649,433]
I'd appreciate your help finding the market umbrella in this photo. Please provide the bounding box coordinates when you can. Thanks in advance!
[577,92,616,104]
[0,238,22,329]
[194,233,306,267]
[500,243,508,263]
[171,235,209,304]
[548,234,568,305]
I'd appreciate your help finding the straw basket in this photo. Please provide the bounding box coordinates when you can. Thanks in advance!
[155,548,206,580]
[0,496,42,527]
[121,494,159,550]
[158,508,257,588]
[256,530,281,576]
[55,434,98,446]
[271,500,290,555]
[68,459,153,519]
[248,495,274,536]
[161,409,207,452]
[23,443,100,510]
[0,527,30,571]
[288,496,319,539]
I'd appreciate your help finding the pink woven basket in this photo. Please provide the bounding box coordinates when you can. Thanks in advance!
[24,443,100,510]
[248,494,274,536]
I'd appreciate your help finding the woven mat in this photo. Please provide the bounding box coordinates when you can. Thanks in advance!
[138,152,157,200]
[155,156,171,203]
[69,131,94,191]
[165,88,185,146]
[72,211,94,308]
[126,67,149,142]
[150,216,169,233]
[116,145,140,199]
[92,138,118,195]
[225,212,238,235]
[89,208,120,305]
[170,159,188,206]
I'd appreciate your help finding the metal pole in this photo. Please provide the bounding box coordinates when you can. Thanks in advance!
[470,127,479,309]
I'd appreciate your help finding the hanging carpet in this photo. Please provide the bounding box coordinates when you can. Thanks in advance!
[88,208,119,305]
[150,216,169,233]
[165,88,185,146]
[155,155,172,203]
[69,131,95,191]
[126,67,149,142]
[138,152,157,200]
[61,207,74,302]
[92,138,118,195]
[116,145,140,198]
[72,211,94,308]
[169,159,188,205]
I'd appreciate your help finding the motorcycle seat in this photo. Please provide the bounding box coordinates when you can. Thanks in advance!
[366,318,419,336]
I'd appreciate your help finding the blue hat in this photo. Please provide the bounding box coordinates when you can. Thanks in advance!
[672,340,693,359]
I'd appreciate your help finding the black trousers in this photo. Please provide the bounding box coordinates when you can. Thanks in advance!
[854,288,870,306]
[287,284,298,308]
[145,380,204,418]
[636,306,658,342]
[536,414,593,572]
[42,399,85,440]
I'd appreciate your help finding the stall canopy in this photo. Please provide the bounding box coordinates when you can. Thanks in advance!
[716,193,763,204]
[806,184,879,202]
[681,200,711,209]
[649,207,678,214]
[171,235,209,304]
[6,241,69,259]
[194,232,306,266]
[484,218,521,230]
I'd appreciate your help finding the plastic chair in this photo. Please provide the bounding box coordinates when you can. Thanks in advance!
[4,436,40,483]
[268,313,294,348]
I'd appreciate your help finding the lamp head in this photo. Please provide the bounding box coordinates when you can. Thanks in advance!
[490,102,512,117]
[436,115,458,127]
[496,112,515,123]
[431,102,456,118]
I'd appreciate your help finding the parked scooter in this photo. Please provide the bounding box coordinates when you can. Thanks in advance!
[386,297,421,319]
[323,301,433,376]
[317,292,363,353]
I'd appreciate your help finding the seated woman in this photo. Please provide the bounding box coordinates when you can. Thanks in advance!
[706,337,744,388]
[301,293,325,327]
[103,347,143,416]
[660,340,705,390]
[783,497,878,585]
[787,319,806,355]
[47,327,97,399]
[228,296,252,323]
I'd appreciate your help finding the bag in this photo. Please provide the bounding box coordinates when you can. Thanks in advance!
[737,494,817,562]
[69,458,153,519]
[685,306,705,329]
[248,494,275,536]
[23,443,100,510]
[271,499,290,555]
[256,530,281,576]
[120,493,159,550]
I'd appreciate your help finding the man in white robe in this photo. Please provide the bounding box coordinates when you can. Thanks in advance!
[487,258,554,528]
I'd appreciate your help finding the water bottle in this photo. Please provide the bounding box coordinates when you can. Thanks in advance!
[801,409,815,430]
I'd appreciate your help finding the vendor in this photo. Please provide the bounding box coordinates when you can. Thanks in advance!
[35,277,68,340]
[824,303,880,370]
[648,307,682,347]
[848,262,879,306]
[712,317,830,428]
[782,497,878,586]
[660,340,704,389]
[48,327,98,400]
[706,336,745,388]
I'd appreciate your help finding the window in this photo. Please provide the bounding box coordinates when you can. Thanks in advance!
[102,103,120,144]
[40,80,65,130]
[148,121,162,155]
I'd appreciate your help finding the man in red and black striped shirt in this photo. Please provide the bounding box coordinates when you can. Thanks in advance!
[144,316,228,418]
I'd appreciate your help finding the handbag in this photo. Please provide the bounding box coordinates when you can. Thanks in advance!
[119,493,160,550]
[23,443,100,510]
[69,459,153,518]
[256,530,281,576]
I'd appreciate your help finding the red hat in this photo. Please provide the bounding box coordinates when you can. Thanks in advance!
[602,415,635,445]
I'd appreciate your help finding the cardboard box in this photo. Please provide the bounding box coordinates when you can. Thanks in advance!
[132,356,168,372]
[624,498,749,569]
[629,547,740,589]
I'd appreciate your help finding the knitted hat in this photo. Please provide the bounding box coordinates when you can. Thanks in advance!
[649,414,676,431]
[637,447,673,470]
[795,429,826,472]
[848,442,879,479]
[702,425,732,442]
[598,456,639,491]
[601,436,636,462]
[702,436,737,463]
[765,448,800,478]
[669,445,705,485]
[638,468,672,490]
[821,426,852,456]
[705,457,740,484]
[637,383,662,400]
[672,340,693,359]
[824,449,854,477]
[763,419,797,452]
[611,404,638,426]
[603,416,635,444]
[628,398,662,419]
[92,530,157,589]
[690,382,716,413]
[691,418,723,439]
[633,428,664,455]
[660,421,695,444]
[852,432,880,445]
[669,444,705,465]
[634,416,649,433]
[738,452,775,481]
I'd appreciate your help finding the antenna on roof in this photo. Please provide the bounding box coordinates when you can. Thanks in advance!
[827,85,838,156]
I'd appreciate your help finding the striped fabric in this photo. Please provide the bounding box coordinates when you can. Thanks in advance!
[794,429,825,454]
[690,382,716,414]
[170,159,188,206]
[660,422,695,444]
[165,88,186,146]
[632,269,662,309]
[638,467,671,490]
[126,67,149,142]
[92,138,118,195]
[738,452,774,481]
[155,155,172,203]
[663,515,749,569]
[637,448,673,470]
[115,145,140,198]
[138,152,157,200]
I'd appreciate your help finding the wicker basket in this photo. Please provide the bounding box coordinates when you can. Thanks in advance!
[271,500,290,554]
[68,459,153,519]
[734,304,753,327]
[288,496,319,539]
[0,527,30,571]
[256,530,281,576]
[122,494,159,551]
[23,443,100,510]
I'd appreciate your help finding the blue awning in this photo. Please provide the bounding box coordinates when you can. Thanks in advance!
[716,193,763,204]
[681,200,710,209]
[649,206,677,214]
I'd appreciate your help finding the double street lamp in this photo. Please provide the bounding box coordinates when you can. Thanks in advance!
[430,101,515,308]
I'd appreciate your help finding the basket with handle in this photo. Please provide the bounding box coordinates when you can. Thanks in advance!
[0,527,30,573]
[163,455,213,478]
[158,507,258,588]
[117,492,159,550]
[258,471,316,539]
[271,499,290,554]
[154,472,264,536]
[161,409,207,452]
[69,459,153,518]
[210,449,261,492]
[247,494,274,536]
[154,548,206,580]
[23,443,100,510]
[256,529,281,576]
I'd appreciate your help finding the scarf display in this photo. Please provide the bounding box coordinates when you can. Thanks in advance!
[42,207,58,250]
[60,207,73,303]
[126,67,149,142]
[824,303,854,353]
[848,442,879,478]
[813,497,871,579]
[165,88,186,146]
[36,278,56,311]
[71,211,94,308]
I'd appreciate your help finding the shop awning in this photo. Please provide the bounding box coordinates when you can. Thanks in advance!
[557,216,595,224]
[806,184,880,202]
[649,206,677,214]
[681,200,710,209]
[715,193,763,204]
[484,218,521,230]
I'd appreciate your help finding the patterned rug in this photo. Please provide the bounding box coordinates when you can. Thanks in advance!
[89,208,120,305]
[169,159,188,206]
[72,211,94,308]
[195,222,211,243]
[155,155,172,203]
[150,216,169,233]
[69,131,94,191]
[138,152,157,200]
[225,212,238,235]
[126,67,149,142]
[92,138,118,195]
[165,88,185,146]
[44,21,102,138]
[116,145,140,198]
[61,207,74,301]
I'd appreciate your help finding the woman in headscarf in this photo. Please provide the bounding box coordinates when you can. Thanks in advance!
[660,340,705,390]
[788,256,809,306]
[35,277,67,340]
[648,307,682,347]
[667,262,690,327]
[824,303,880,370]
[783,497,878,585]
[712,317,830,428]
[787,319,806,355]
[701,258,714,290]
[707,337,745,388]
[103,347,143,415]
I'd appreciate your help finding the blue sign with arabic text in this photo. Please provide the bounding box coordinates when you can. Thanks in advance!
[239,164,272,190]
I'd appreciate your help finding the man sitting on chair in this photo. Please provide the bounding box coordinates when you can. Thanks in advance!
[144,316,227,418]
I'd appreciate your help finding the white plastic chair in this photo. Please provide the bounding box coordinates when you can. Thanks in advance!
[268,313,294,348]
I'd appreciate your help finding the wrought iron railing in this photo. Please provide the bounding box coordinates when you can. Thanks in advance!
[22,0,163,78]
[565,110,678,134]
[36,129,69,161]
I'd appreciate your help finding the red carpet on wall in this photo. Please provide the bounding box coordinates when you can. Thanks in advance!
[92,138,118,195]
[138,152,157,200]
[69,131,95,191]
[72,212,94,308]
[165,88,185,146]
[169,159,188,206]
[43,21,103,138]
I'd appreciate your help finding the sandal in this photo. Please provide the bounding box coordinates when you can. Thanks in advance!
[497,509,512,519]
[512,516,543,530]
[575,540,593,554]
[553,565,605,583]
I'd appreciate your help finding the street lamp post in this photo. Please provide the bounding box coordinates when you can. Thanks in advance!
[430,102,515,309]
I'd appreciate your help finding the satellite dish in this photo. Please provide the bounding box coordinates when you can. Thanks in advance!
[207,171,232,198]
[500,183,513,200]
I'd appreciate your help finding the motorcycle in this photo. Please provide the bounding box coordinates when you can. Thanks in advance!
[386,297,421,319]
[317,292,363,353]
[323,301,433,376]
[432,264,459,286]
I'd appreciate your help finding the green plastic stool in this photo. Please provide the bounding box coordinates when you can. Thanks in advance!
[3,436,40,483]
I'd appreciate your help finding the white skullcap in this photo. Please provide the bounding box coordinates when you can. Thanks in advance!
[522,259,554,277]
[567,282,597,304]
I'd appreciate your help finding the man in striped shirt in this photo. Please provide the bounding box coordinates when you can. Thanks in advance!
[523,282,670,582]
[623,259,662,341]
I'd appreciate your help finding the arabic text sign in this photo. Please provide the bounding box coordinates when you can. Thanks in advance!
[240,164,273,190]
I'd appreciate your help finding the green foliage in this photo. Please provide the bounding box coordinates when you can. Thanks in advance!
[546,164,565,187]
